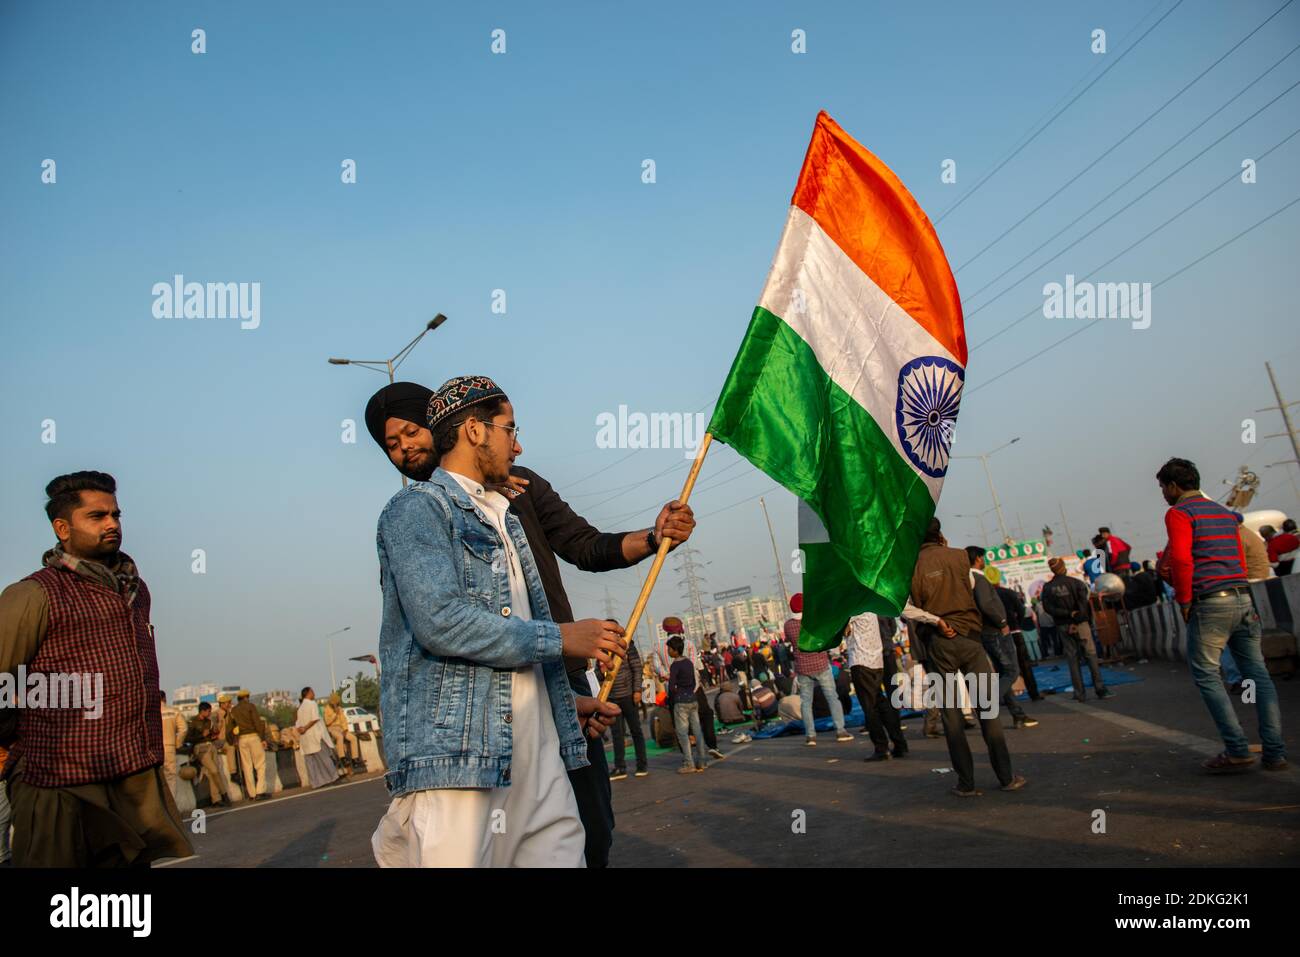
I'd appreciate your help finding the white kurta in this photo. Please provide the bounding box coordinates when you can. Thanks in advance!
[844,614,884,670]
[371,471,586,868]
[296,698,332,755]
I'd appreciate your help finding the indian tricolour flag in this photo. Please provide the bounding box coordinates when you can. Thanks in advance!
[708,112,966,650]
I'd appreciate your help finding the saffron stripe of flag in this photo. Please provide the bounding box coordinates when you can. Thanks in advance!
[708,112,965,649]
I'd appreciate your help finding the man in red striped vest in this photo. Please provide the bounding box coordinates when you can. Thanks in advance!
[1156,457,1287,773]
[0,471,192,866]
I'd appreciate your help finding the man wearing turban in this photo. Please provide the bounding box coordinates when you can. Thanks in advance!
[365,377,694,867]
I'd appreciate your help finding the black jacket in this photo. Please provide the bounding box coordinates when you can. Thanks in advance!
[995,585,1027,631]
[1123,571,1158,610]
[507,466,637,678]
[1041,573,1092,624]
[971,572,1009,637]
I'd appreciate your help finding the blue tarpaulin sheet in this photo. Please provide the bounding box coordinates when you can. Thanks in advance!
[1029,663,1144,696]
[748,664,1143,739]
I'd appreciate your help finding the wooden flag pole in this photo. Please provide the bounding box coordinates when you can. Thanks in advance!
[597,432,714,703]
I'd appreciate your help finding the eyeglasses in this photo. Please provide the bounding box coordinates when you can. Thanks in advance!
[481,421,521,442]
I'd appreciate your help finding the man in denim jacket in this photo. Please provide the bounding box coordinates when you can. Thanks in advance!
[370,375,627,867]
[364,380,696,866]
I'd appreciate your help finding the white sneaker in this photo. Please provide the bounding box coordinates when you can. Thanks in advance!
[805,738,817,747]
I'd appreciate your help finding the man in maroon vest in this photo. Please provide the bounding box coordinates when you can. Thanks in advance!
[0,471,192,866]
[1157,457,1287,773]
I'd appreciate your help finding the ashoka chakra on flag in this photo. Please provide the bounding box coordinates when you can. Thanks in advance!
[896,356,964,479]
[707,111,966,651]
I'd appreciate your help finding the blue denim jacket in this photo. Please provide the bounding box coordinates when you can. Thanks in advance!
[375,468,589,797]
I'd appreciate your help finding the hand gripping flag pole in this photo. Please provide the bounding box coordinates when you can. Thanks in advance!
[597,433,713,703]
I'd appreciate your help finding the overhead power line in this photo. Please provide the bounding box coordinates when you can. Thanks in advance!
[935,0,1187,224]
[967,192,1300,396]
[963,44,1300,323]
[970,121,1300,355]
[554,396,716,492]
[953,0,1296,272]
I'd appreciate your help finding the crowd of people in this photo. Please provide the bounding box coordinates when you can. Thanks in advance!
[594,458,1292,800]
[0,375,1289,868]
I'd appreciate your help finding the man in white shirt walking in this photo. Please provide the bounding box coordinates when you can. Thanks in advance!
[844,613,908,761]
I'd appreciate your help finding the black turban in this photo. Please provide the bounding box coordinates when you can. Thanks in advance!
[364,382,434,451]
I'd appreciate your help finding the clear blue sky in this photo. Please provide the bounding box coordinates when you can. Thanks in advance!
[3,0,1298,694]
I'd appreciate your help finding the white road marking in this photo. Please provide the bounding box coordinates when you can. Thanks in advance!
[201,774,385,821]
[1051,697,1224,753]
[189,780,384,821]
[153,775,389,867]
[1051,698,1295,777]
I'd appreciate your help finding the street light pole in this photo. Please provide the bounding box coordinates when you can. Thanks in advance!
[1058,502,1077,554]
[955,437,1019,543]
[329,314,448,488]
[978,454,1010,543]
[325,626,351,692]
[759,496,790,611]
[1262,361,1300,467]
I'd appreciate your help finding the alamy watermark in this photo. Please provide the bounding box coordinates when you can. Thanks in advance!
[50,887,150,937]
[1042,274,1150,330]
[0,666,104,719]
[890,669,1001,718]
[595,405,707,459]
[152,274,261,330]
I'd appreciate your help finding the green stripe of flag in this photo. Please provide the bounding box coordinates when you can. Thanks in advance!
[707,306,936,650]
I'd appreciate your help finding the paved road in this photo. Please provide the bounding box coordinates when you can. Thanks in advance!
[164,659,1300,867]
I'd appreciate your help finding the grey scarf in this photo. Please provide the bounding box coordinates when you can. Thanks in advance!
[42,544,141,606]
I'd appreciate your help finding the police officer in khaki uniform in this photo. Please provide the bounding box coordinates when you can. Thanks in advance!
[211,694,237,794]
[211,694,232,742]
[183,702,231,806]
[159,691,186,798]
[226,689,270,801]
[323,692,358,772]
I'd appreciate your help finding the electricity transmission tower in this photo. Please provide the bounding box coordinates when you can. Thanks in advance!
[673,546,709,649]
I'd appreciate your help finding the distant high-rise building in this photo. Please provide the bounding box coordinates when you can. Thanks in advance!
[655,596,787,645]
[650,597,787,651]
[256,689,296,711]
[171,682,222,719]
[172,682,220,703]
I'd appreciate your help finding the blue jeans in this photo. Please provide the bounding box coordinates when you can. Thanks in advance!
[795,669,846,738]
[672,701,709,769]
[981,633,1025,719]
[1186,592,1285,762]
[1220,647,1242,686]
